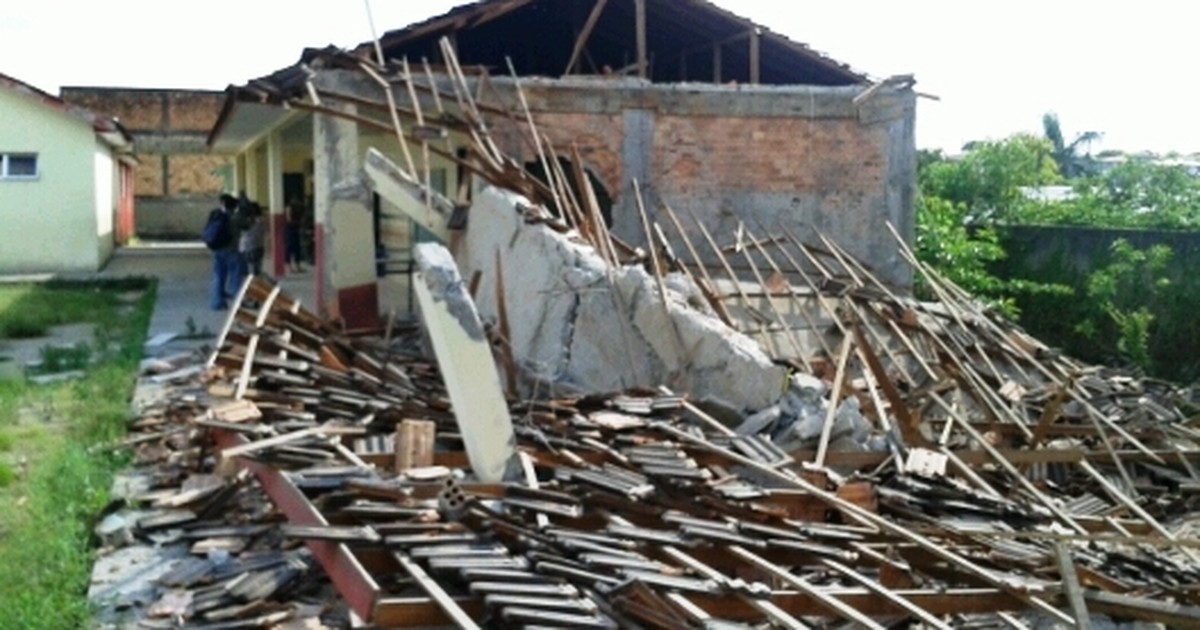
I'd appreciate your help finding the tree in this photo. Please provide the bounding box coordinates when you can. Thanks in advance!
[1076,240,1172,372]
[915,138,1067,316]
[920,135,1059,223]
[1042,113,1102,179]
[1012,159,1200,228]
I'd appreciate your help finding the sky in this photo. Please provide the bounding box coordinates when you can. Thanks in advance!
[1,0,1193,155]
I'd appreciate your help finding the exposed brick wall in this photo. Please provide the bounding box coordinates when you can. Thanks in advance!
[136,154,165,197]
[61,88,232,236]
[652,115,886,196]
[477,81,913,285]
[488,112,625,200]
[167,92,224,132]
[489,109,889,222]
[63,90,164,131]
[168,154,227,196]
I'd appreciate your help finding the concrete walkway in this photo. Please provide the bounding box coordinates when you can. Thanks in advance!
[98,245,318,356]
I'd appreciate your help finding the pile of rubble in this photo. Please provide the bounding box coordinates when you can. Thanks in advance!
[89,39,1200,628]
[89,270,1200,628]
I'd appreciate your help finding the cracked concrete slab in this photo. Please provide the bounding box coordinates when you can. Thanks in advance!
[454,186,788,417]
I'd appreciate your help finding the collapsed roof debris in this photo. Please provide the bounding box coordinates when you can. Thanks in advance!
[95,266,1200,628]
[91,38,1200,630]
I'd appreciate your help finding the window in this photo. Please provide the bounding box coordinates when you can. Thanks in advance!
[1,153,38,179]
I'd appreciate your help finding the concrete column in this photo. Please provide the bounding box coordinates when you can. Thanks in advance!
[313,103,379,329]
[266,131,285,277]
[244,145,261,201]
[233,153,245,195]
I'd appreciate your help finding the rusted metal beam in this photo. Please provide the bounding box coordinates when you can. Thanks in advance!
[211,427,382,621]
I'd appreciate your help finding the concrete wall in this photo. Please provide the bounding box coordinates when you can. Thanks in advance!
[298,70,914,288]
[134,196,215,239]
[1001,225,1200,280]
[455,186,789,415]
[481,78,916,287]
[0,88,104,272]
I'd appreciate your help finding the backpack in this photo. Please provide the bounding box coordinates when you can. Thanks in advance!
[203,209,232,250]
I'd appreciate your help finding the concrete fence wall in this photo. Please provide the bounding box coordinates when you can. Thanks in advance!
[134,197,213,240]
[1001,224,1200,280]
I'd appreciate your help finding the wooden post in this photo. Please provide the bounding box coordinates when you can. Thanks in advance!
[634,0,647,79]
[394,419,436,472]
[749,28,760,84]
[713,43,722,83]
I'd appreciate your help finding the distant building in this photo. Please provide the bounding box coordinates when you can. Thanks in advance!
[0,72,135,273]
[60,87,233,240]
[1019,185,1076,203]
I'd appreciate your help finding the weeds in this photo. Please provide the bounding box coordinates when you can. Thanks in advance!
[0,462,14,488]
[35,342,93,374]
[0,278,154,629]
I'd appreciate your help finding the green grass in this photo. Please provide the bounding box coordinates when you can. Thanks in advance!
[0,278,155,630]
[0,283,118,339]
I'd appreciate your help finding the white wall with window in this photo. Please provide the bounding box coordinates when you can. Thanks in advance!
[0,84,109,272]
[0,153,38,179]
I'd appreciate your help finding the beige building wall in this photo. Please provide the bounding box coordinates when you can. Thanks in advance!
[0,88,104,272]
[93,139,117,264]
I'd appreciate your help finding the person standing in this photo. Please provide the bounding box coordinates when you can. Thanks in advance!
[284,197,305,273]
[204,193,244,310]
[240,202,267,277]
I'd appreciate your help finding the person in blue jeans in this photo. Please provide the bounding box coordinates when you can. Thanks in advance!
[208,194,245,310]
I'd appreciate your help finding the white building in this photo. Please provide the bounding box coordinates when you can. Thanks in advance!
[0,72,135,273]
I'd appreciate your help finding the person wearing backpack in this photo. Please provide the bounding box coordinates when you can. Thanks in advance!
[205,193,243,310]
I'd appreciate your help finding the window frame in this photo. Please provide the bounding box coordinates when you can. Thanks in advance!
[0,153,40,180]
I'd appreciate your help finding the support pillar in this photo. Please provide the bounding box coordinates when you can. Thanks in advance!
[314,102,379,329]
[267,131,286,277]
[245,145,261,201]
[713,44,722,83]
[749,29,760,85]
[233,153,245,195]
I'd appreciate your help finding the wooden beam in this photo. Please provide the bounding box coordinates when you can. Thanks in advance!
[1085,590,1200,626]
[1054,544,1094,630]
[634,0,647,79]
[564,0,609,76]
